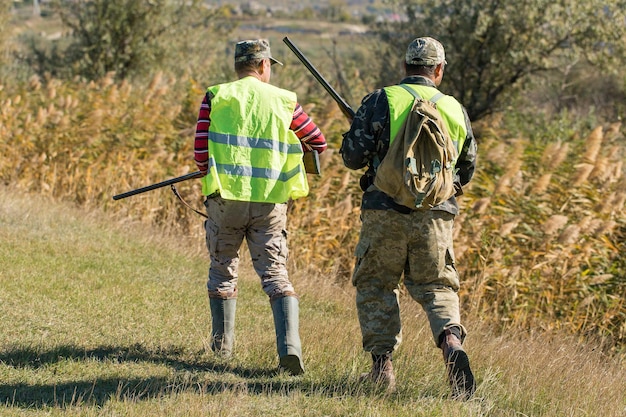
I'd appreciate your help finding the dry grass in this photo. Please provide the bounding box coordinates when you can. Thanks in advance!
[1,73,625,355]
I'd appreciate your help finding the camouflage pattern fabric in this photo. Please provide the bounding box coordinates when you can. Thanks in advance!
[352,208,467,353]
[234,39,283,66]
[340,75,477,216]
[405,37,447,66]
[204,196,295,299]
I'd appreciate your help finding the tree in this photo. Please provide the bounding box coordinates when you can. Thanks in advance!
[322,0,352,23]
[373,0,626,121]
[27,0,221,81]
[0,0,11,65]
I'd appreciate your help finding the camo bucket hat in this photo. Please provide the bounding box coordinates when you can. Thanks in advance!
[405,37,447,66]
[234,39,283,66]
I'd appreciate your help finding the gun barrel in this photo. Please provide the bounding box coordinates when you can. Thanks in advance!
[283,37,355,121]
[112,171,203,200]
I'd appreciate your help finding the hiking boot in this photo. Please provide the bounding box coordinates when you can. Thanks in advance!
[440,328,476,400]
[360,353,396,393]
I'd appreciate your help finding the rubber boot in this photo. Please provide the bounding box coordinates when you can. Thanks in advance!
[209,298,236,357]
[271,295,305,375]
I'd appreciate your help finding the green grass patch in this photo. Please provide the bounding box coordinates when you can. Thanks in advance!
[1,188,625,416]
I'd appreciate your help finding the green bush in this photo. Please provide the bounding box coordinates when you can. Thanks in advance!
[373,0,626,122]
[22,0,229,82]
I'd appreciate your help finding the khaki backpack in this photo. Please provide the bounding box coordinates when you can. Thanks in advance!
[373,84,458,209]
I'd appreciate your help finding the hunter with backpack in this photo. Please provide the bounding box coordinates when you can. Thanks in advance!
[340,36,478,400]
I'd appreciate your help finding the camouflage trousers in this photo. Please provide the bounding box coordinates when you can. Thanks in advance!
[204,196,296,300]
[352,209,466,354]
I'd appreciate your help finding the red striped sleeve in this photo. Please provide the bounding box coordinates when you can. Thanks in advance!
[194,94,211,174]
[291,104,327,153]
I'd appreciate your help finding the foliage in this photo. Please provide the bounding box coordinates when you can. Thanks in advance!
[276,33,380,124]
[1,0,626,356]
[458,114,626,350]
[320,0,353,22]
[521,60,626,122]
[21,0,230,81]
[0,72,203,237]
[0,72,624,352]
[372,0,626,121]
[0,0,11,65]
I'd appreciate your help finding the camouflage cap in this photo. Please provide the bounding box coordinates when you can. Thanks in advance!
[405,37,447,66]
[234,39,283,66]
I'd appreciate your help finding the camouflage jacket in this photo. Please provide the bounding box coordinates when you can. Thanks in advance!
[340,75,477,215]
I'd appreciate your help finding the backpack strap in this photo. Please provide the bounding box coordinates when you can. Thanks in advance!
[399,83,421,100]
[399,84,445,104]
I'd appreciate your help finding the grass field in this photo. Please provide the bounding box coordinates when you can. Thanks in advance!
[1,187,625,416]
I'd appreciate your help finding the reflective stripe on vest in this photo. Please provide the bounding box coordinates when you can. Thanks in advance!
[202,77,309,202]
[384,84,467,165]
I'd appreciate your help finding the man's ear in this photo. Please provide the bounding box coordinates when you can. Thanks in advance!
[435,62,444,77]
[259,58,269,74]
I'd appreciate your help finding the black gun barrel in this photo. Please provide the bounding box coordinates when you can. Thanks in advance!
[283,37,355,121]
[112,171,203,200]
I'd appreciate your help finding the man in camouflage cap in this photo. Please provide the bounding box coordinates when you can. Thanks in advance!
[193,39,326,375]
[234,39,283,66]
[340,36,477,399]
[405,36,447,66]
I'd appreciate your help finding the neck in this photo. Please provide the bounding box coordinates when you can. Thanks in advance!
[238,71,262,81]
[406,73,435,82]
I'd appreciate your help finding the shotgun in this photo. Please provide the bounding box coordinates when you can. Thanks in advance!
[112,171,203,200]
[283,36,355,121]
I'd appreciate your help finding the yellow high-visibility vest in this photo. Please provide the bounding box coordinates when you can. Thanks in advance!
[202,76,309,202]
[384,84,467,164]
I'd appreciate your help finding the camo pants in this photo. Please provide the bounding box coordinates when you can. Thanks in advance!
[204,196,296,300]
[352,208,466,354]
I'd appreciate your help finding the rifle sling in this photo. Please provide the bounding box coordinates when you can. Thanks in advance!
[170,184,208,218]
